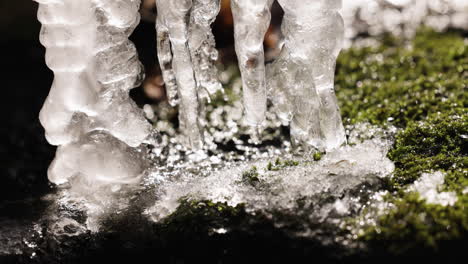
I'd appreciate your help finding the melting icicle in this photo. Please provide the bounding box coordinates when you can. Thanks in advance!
[189,0,223,99]
[156,0,222,149]
[231,0,273,128]
[268,0,346,152]
[36,0,152,186]
[155,0,203,150]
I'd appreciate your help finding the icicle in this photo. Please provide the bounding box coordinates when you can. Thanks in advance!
[189,0,223,99]
[36,0,152,186]
[231,0,273,128]
[268,0,347,152]
[155,0,222,149]
[155,4,178,107]
[155,0,203,150]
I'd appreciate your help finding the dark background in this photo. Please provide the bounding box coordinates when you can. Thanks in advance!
[0,0,55,201]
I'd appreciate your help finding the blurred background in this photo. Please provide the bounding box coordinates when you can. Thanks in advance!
[0,0,466,200]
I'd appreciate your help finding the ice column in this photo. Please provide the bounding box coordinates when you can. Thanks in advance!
[156,0,222,149]
[231,0,273,128]
[36,0,152,186]
[189,0,223,99]
[268,0,346,151]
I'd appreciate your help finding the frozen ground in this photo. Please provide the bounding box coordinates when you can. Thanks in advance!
[0,122,397,260]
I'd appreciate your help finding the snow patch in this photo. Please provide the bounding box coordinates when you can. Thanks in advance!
[409,171,458,206]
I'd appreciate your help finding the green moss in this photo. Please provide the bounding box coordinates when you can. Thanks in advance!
[361,193,468,254]
[338,29,468,252]
[363,109,468,251]
[266,158,300,171]
[336,28,467,127]
[313,152,322,161]
[209,65,242,107]
[158,199,247,235]
[241,166,260,186]
[388,109,467,189]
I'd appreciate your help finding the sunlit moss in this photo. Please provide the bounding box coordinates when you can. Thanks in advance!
[336,28,467,127]
[348,29,467,251]
[388,109,467,189]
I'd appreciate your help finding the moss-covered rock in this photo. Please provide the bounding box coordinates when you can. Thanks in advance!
[362,192,468,255]
[336,28,467,127]
[388,109,467,189]
[338,29,467,252]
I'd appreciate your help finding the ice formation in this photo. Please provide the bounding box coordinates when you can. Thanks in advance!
[231,0,273,128]
[36,0,152,186]
[145,123,395,224]
[155,0,223,149]
[409,171,458,206]
[156,0,347,151]
[267,0,346,151]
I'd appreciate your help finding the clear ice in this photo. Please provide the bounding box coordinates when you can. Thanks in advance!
[155,0,222,149]
[155,0,348,150]
[231,0,273,128]
[267,0,346,152]
[36,0,152,186]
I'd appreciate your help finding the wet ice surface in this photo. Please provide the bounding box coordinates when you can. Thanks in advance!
[145,125,395,223]
[231,0,272,128]
[0,121,398,259]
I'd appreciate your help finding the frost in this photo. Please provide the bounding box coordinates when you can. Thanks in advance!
[212,228,228,234]
[409,171,458,206]
[36,0,152,185]
[145,124,395,226]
